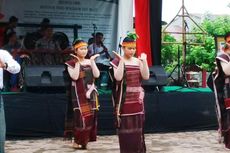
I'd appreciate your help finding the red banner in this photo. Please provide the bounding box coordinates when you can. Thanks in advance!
[135,0,152,65]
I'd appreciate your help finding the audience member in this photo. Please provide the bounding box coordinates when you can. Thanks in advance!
[3,16,18,45]
[88,32,111,88]
[34,25,62,65]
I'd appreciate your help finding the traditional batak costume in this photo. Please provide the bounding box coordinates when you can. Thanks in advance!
[64,40,99,149]
[110,34,147,153]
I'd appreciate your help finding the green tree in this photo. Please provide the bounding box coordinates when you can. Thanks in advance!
[161,34,179,73]
[202,15,230,35]
[161,15,230,72]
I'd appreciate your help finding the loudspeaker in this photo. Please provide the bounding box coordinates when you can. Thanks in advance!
[142,66,168,91]
[24,65,66,92]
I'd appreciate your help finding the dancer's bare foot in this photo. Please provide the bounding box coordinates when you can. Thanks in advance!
[72,143,87,149]
[72,143,81,149]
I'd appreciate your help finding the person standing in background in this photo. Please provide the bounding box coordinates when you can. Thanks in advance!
[3,31,21,91]
[0,49,20,153]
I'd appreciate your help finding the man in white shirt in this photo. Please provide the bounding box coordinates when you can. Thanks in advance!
[0,49,20,153]
[88,32,111,88]
[88,32,111,67]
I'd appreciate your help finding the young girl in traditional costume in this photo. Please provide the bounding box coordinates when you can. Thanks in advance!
[110,33,149,153]
[64,39,100,149]
[213,32,230,149]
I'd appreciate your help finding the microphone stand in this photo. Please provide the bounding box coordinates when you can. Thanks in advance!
[118,37,122,55]
[92,24,97,55]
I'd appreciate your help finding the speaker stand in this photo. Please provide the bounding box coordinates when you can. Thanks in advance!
[168,46,188,87]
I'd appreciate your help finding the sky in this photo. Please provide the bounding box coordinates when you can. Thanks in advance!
[162,0,230,22]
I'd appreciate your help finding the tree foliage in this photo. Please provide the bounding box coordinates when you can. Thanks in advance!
[161,15,230,72]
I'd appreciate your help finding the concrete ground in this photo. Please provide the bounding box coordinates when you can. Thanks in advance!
[5,130,230,153]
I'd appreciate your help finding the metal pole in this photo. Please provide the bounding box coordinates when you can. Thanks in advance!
[181,0,186,74]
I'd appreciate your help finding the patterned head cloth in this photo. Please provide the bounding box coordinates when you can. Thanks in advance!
[122,32,139,48]
[72,39,88,49]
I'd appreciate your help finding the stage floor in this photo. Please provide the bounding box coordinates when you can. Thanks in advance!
[6,130,228,153]
[3,87,217,137]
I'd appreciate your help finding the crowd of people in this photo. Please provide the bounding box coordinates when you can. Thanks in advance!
[1,16,62,91]
[0,16,112,92]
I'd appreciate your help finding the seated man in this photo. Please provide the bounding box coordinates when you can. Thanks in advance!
[88,32,111,88]
[3,16,18,46]
[34,25,62,65]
